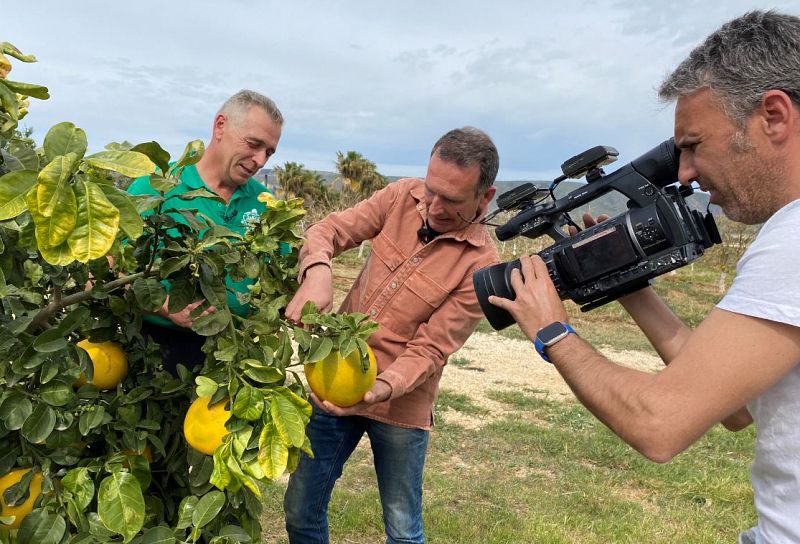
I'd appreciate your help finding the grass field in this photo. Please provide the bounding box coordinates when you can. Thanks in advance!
[260,238,757,543]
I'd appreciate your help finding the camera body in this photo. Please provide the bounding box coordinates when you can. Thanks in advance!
[473,139,721,330]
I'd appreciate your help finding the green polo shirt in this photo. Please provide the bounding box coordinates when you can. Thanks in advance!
[127,164,271,329]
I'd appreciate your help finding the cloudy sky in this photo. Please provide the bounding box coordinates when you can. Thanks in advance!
[5,1,798,182]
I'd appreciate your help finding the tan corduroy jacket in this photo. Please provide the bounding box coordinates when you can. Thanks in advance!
[299,178,499,429]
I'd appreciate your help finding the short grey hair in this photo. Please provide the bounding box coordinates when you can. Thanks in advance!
[659,10,800,128]
[218,89,284,127]
[431,126,499,195]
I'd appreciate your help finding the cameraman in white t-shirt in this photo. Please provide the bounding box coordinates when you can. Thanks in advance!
[489,10,800,544]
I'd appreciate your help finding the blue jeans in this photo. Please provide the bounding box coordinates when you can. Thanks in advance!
[284,407,429,544]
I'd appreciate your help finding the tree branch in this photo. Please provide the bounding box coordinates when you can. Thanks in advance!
[25,271,148,334]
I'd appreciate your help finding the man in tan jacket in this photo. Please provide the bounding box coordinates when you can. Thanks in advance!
[284,127,499,544]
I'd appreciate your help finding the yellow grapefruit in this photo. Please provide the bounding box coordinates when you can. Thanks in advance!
[304,346,377,407]
[183,396,231,455]
[75,340,128,390]
[0,469,42,529]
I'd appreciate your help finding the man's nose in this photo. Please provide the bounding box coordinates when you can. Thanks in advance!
[428,196,445,215]
[254,147,269,167]
[677,154,697,186]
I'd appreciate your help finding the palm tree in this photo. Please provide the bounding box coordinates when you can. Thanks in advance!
[335,150,386,199]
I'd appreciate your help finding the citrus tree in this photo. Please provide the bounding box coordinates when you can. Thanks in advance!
[0,43,376,543]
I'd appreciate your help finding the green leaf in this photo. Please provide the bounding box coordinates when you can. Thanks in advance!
[98,184,143,240]
[32,327,68,353]
[21,402,56,444]
[233,386,264,421]
[26,178,77,249]
[270,390,307,448]
[192,308,231,337]
[304,336,333,364]
[43,121,87,163]
[7,141,39,170]
[132,277,167,313]
[68,179,120,262]
[209,447,232,491]
[147,174,178,194]
[172,140,204,170]
[62,467,95,510]
[16,511,66,544]
[178,188,225,204]
[39,240,73,266]
[191,490,226,529]
[140,526,176,544]
[1,79,50,99]
[37,152,79,218]
[257,424,289,480]
[53,306,91,337]
[158,255,191,278]
[176,495,199,530]
[0,42,37,62]
[195,376,218,399]
[0,393,33,430]
[167,277,197,313]
[0,169,36,220]
[83,150,156,178]
[243,365,284,385]
[78,406,106,435]
[97,472,146,542]
[0,148,24,172]
[131,141,170,174]
[39,381,73,407]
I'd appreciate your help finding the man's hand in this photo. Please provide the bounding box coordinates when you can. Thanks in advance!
[567,212,609,236]
[487,255,568,341]
[285,264,334,323]
[158,298,216,329]
[312,379,392,416]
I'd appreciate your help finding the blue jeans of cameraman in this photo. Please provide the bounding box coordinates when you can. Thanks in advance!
[284,406,429,544]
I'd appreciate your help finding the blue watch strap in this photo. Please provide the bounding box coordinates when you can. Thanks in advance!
[534,323,575,363]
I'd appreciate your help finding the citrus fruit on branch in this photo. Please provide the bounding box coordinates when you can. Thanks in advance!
[183,396,231,456]
[0,468,42,529]
[74,340,128,390]
[304,346,377,407]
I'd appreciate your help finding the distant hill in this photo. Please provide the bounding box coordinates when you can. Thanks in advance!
[255,168,403,193]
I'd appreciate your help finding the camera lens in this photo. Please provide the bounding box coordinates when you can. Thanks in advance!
[472,260,521,330]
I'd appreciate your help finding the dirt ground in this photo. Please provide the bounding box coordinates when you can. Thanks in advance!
[439,331,664,429]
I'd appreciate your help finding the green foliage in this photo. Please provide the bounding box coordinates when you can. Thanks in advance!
[335,150,386,198]
[0,43,374,542]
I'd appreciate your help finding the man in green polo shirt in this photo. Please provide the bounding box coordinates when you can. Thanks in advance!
[127,89,283,374]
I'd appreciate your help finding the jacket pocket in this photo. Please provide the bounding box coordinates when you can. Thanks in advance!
[385,269,449,339]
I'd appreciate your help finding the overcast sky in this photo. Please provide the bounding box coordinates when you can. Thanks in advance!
[5,1,798,182]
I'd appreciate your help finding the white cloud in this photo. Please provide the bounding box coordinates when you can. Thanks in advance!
[5,0,799,180]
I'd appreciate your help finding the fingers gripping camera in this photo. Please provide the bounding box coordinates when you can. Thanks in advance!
[474,139,721,330]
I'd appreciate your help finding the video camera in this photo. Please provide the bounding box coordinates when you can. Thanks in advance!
[473,138,721,330]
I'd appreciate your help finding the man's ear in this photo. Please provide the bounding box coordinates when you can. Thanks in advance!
[478,186,497,217]
[212,114,228,141]
[760,90,796,144]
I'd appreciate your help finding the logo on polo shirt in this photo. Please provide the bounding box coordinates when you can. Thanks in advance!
[242,208,260,232]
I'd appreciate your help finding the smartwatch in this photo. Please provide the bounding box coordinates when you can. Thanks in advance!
[534,322,575,363]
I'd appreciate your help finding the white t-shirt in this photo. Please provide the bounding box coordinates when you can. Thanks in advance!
[717,199,800,544]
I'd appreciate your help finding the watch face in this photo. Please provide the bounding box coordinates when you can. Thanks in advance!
[537,322,569,345]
